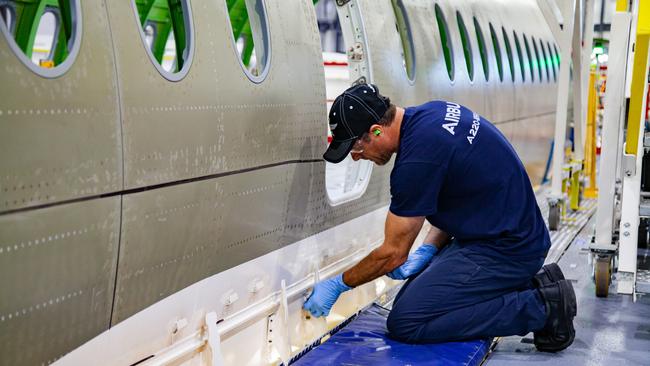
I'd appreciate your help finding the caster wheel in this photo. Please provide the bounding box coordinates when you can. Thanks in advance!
[548,203,561,231]
[594,256,612,298]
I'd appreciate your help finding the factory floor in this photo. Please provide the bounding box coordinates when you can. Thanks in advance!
[487,217,650,365]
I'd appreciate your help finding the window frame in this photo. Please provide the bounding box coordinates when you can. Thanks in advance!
[456,11,474,81]
[522,34,534,82]
[34,8,62,63]
[547,41,557,81]
[0,0,82,78]
[512,31,525,82]
[132,0,195,82]
[0,3,16,35]
[489,23,503,82]
[531,36,543,82]
[539,38,550,82]
[501,27,515,82]
[473,17,489,82]
[224,0,272,84]
[391,0,416,83]
[434,4,454,81]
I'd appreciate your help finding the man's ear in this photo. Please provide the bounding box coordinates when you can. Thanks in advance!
[370,124,383,136]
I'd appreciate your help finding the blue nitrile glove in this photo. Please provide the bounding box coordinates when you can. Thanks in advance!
[386,244,438,280]
[303,274,351,317]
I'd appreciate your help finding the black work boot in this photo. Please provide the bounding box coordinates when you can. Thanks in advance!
[534,279,577,352]
[533,263,566,288]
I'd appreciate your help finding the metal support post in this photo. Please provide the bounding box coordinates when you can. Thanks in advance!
[584,71,599,198]
[206,312,224,366]
[537,0,578,230]
[618,0,650,295]
[593,11,633,252]
[572,0,585,161]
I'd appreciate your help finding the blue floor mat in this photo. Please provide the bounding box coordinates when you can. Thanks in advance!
[293,305,492,366]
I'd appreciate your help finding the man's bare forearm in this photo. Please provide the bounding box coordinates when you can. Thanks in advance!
[340,213,424,288]
[342,246,406,287]
[424,225,451,250]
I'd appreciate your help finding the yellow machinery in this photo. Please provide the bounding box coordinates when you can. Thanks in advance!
[584,71,599,198]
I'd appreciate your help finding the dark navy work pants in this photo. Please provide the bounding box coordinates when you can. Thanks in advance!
[386,241,548,343]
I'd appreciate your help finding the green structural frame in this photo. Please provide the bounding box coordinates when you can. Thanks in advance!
[227,0,320,69]
[134,0,188,72]
[5,0,73,66]
[456,11,474,81]
[435,4,455,81]
[226,0,255,67]
[391,0,416,81]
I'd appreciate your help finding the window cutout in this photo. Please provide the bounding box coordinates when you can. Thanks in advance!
[523,34,534,82]
[31,10,58,67]
[502,27,515,82]
[435,4,454,81]
[0,4,15,35]
[489,23,502,82]
[473,17,488,81]
[391,0,416,82]
[456,12,473,81]
[547,42,557,81]
[0,0,81,77]
[134,0,193,81]
[161,31,177,73]
[315,0,373,206]
[512,31,525,82]
[144,22,156,51]
[531,36,542,81]
[226,0,270,82]
[539,39,550,82]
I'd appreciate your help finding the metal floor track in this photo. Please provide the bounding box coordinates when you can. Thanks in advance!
[487,213,650,365]
[535,188,597,263]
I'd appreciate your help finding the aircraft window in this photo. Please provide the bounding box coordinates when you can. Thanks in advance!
[0,3,15,34]
[489,23,503,82]
[539,38,550,82]
[0,1,81,77]
[547,42,557,81]
[315,0,374,205]
[134,0,193,81]
[531,36,543,81]
[32,10,58,65]
[391,0,416,82]
[473,17,488,81]
[522,34,534,82]
[512,31,525,82]
[435,4,454,81]
[144,22,156,51]
[225,0,271,83]
[456,12,473,81]
[501,27,515,82]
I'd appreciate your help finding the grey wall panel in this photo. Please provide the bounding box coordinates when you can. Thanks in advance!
[0,0,122,213]
[106,0,326,190]
[358,0,444,107]
[499,113,555,184]
[0,197,120,366]
[512,1,557,118]
[468,0,516,124]
[113,161,391,323]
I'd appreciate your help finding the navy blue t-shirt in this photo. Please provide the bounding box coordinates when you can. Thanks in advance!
[390,101,550,258]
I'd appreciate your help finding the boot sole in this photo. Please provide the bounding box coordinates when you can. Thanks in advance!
[536,280,577,352]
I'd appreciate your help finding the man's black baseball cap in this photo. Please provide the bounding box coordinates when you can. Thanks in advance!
[324,83,390,164]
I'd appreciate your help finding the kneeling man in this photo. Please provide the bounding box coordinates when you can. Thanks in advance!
[304,84,576,352]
